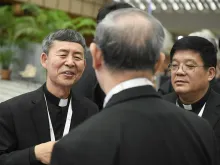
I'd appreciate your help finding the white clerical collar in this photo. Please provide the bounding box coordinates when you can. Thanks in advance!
[59,98,68,107]
[103,78,153,108]
[182,104,192,110]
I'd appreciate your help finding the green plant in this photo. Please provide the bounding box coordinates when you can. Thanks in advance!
[0,5,39,69]
[0,3,97,70]
[0,49,13,70]
[21,3,96,42]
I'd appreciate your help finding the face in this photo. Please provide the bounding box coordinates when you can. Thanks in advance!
[170,50,214,95]
[41,41,85,88]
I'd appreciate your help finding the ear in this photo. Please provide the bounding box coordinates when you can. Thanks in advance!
[154,52,165,73]
[82,57,86,73]
[40,53,48,69]
[90,43,103,70]
[207,67,216,81]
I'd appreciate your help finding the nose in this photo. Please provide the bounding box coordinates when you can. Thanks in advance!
[176,65,186,75]
[65,56,75,67]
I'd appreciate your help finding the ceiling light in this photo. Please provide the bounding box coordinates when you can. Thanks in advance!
[210,2,217,10]
[172,3,179,10]
[184,2,191,10]
[151,2,157,10]
[114,0,220,13]
[197,2,204,10]
[161,3,168,10]
[139,3,146,10]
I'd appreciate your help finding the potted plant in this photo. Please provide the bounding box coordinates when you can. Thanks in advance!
[0,5,38,80]
[0,3,97,81]
[0,49,13,80]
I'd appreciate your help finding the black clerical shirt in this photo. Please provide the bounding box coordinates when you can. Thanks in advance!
[43,84,70,140]
[177,87,211,115]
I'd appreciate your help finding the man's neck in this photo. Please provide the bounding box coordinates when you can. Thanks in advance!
[178,86,209,105]
[46,82,70,99]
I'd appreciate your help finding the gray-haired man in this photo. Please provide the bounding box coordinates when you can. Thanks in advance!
[0,29,98,165]
[51,10,219,165]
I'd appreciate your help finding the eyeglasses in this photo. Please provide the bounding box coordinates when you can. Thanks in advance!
[168,63,205,73]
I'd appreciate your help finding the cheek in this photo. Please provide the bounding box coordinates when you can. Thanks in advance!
[171,73,176,85]
[76,61,85,71]
[188,72,208,87]
[51,61,63,70]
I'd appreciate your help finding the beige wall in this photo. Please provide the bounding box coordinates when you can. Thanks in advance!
[15,0,111,17]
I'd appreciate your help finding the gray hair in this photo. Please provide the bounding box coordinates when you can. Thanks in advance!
[94,8,165,71]
[42,29,86,55]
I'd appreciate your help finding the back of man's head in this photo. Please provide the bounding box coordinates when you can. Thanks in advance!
[94,8,165,71]
[96,1,133,23]
[170,36,217,68]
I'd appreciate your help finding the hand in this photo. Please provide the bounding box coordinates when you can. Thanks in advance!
[34,141,56,164]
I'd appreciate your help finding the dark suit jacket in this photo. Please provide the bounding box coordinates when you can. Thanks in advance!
[163,90,220,148]
[0,86,98,165]
[51,85,218,165]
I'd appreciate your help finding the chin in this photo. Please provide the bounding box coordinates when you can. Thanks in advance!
[60,79,77,87]
[174,86,189,95]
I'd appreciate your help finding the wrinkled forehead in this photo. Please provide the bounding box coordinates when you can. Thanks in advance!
[172,50,203,63]
[50,40,85,52]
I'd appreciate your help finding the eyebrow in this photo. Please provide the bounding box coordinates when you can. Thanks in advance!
[172,59,197,64]
[57,49,69,53]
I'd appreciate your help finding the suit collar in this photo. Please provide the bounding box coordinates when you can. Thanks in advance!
[105,85,161,109]
[31,85,50,143]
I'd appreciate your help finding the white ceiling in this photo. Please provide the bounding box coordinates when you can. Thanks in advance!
[114,0,220,36]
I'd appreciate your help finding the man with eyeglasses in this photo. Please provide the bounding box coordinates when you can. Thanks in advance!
[164,36,220,149]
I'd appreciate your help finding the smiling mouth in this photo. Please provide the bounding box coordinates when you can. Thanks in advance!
[62,71,75,77]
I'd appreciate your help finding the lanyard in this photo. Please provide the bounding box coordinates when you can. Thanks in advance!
[44,94,73,141]
[176,101,206,117]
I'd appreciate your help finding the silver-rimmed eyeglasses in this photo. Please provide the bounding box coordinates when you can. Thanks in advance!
[168,63,205,73]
